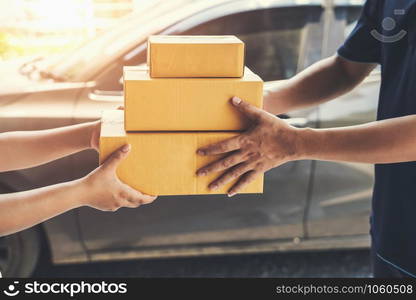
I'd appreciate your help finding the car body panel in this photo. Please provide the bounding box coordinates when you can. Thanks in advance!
[306,3,378,239]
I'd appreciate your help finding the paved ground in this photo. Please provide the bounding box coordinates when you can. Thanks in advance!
[34,249,372,278]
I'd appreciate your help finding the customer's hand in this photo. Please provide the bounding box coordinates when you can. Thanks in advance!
[89,106,124,151]
[80,144,157,211]
[89,121,101,151]
[196,97,301,197]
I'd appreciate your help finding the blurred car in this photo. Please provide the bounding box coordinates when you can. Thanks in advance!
[0,0,379,277]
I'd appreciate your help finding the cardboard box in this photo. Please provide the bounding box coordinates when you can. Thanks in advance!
[147,35,245,78]
[124,66,263,132]
[100,110,264,196]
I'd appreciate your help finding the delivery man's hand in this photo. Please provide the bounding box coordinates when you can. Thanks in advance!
[196,97,301,197]
[81,144,157,211]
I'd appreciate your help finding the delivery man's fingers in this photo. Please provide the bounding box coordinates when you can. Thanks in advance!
[197,151,245,176]
[197,97,267,157]
[101,144,130,172]
[197,135,242,156]
[230,96,265,121]
[227,170,259,197]
[208,162,254,191]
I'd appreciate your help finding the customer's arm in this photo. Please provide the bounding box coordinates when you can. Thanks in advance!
[263,55,377,115]
[0,121,100,172]
[197,99,416,196]
[0,145,156,237]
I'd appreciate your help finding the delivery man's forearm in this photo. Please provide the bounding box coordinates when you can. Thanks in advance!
[264,55,377,115]
[299,115,416,164]
[198,99,416,195]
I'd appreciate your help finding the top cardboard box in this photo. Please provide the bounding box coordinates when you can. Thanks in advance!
[147,35,245,78]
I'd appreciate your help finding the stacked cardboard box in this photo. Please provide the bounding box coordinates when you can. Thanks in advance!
[100,35,264,196]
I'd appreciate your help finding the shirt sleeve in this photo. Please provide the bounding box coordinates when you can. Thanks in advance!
[337,0,382,64]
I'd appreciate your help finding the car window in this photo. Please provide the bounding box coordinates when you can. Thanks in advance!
[42,0,216,82]
[335,5,363,41]
[320,4,363,59]
[95,4,323,91]
[183,6,322,81]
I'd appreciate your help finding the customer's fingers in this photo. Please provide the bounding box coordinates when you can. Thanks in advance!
[102,144,130,172]
[120,183,157,205]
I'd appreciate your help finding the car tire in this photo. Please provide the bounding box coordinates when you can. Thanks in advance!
[0,227,42,277]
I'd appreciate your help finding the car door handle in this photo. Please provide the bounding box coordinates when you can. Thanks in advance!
[88,90,123,102]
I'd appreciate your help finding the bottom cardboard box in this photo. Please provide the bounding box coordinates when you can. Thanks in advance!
[99,110,264,196]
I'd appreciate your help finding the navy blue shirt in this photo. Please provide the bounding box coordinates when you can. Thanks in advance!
[338,0,416,277]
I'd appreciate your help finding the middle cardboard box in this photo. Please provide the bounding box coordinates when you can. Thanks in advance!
[124,66,263,132]
[100,110,264,196]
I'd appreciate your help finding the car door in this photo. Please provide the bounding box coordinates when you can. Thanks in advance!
[74,2,324,259]
[306,2,380,239]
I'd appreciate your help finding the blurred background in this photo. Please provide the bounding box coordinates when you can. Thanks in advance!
[0,0,155,61]
[0,0,378,278]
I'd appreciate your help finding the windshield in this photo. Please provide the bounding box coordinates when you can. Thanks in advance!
[38,0,225,82]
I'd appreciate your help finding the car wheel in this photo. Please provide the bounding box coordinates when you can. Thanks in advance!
[0,227,42,277]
